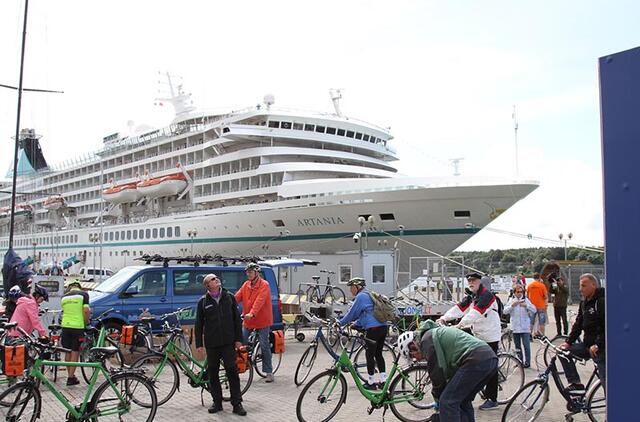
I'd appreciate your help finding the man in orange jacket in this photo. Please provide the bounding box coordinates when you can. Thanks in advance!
[235,262,274,382]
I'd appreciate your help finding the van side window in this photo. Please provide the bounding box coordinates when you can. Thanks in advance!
[127,271,167,297]
[173,270,211,296]
[216,270,245,292]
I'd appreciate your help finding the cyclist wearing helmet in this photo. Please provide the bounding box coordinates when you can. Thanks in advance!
[235,262,274,383]
[400,320,497,422]
[339,277,388,389]
[8,284,48,339]
[60,279,91,386]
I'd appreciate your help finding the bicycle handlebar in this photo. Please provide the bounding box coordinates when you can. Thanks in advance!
[16,326,72,354]
[319,269,335,275]
[537,335,585,363]
[92,307,116,322]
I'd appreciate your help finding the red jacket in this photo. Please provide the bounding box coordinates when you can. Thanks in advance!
[235,277,273,329]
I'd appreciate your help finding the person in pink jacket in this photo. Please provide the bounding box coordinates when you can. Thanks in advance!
[7,284,49,338]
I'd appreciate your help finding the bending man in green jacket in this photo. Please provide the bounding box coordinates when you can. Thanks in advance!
[398,320,497,422]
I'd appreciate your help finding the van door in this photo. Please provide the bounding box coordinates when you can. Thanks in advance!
[119,269,172,329]
[171,269,213,325]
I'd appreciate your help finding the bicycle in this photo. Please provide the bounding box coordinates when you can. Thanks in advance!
[388,299,424,344]
[246,326,283,378]
[305,270,347,305]
[0,322,158,421]
[131,318,253,406]
[79,308,125,384]
[502,335,605,422]
[294,314,397,386]
[296,329,434,422]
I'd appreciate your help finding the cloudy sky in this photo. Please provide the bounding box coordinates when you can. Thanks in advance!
[1,0,637,251]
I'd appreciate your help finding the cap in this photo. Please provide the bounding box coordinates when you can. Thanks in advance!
[465,272,483,281]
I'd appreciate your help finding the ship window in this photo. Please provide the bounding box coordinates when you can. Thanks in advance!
[292,123,303,130]
[133,230,138,240]
[304,124,315,132]
[280,121,292,129]
[121,231,125,240]
[146,229,151,238]
[127,231,131,240]
[160,228,165,238]
[337,128,345,136]
[370,137,377,143]
[454,210,471,218]
[346,130,355,138]
[268,121,280,128]
[272,219,285,227]
[115,251,118,256]
[139,229,144,239]
[315,125,325,133]
[115,232,120,241]
[175,226,180,237]
[153,228,158,238]
[223,127,230,133]
[363,134,370,141]
[326,127,336,135]
[167,227,173,237]
[380,213,395,221]
[355,133,363,140]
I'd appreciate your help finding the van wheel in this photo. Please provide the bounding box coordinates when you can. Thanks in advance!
[102,321,123,344]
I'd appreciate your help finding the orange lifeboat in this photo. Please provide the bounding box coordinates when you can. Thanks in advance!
[103,182,140,204]
[44,194,66,210]
[0,204,33,225]
[137,173,187,199]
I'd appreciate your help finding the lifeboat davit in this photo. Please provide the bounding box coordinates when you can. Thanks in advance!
[0,204,33,225]
[44,194,66,210]
[103,183,140,204]
[137,173,187,199]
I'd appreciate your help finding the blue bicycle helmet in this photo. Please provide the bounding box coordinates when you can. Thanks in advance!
[33,284,49,302]
[8,285,23,301]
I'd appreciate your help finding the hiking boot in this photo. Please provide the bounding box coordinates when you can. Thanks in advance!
[265,373,274,383]
[233,403,247,416]
[479,399,498,410]
[208,403,223,414]
[66,377,80,386]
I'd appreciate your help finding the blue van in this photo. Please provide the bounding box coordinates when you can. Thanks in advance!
[87,260,298,333]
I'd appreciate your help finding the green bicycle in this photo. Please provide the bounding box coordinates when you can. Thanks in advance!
[296,330,435,422]
[131,319,253,406]
[0,323,158,421]
[79,308,125,384]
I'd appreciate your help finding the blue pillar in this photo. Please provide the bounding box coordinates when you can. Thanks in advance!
[600,46,640,420]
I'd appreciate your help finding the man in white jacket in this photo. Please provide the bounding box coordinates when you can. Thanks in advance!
[437,272,502,411]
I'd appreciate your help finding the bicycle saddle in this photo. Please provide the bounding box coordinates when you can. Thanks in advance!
[1,321,18,329]
[89,346,119,359]
[312,276,321,281]
[48,324,62,331]
[139,316,156,323]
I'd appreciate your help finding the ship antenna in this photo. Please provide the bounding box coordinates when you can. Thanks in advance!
[449,158,463,176]
[329,88,343,116]
[513,104,519,177]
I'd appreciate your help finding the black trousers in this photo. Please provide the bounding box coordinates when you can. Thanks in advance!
[554,306,568,335]
[364,326,387,376]
[483,341,499,402]
[206,344,242,406]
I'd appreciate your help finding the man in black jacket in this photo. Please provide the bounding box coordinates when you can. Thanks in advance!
[560,273,606,391]
[195,273,246,416]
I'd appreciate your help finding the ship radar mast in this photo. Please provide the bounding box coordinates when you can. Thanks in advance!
[154,72,196,121]
[329,88,343,116]
[449,158,463,176]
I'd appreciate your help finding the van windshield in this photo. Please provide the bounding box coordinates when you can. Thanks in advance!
[94,267,141,293]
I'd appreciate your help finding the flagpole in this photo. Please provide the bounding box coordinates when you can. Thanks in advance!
[513,105,519,178]
[8,0,30,250]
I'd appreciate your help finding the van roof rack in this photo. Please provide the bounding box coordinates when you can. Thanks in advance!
[135,254,262,268]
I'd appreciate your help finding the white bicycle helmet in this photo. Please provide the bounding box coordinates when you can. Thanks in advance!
[397,331,416,363]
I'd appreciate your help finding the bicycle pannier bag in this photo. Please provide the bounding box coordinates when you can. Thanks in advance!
[121,325,137,345]
[368,291,399,323]
[270,330,285,353]
[236,346,249,373]
[4,344,26,376]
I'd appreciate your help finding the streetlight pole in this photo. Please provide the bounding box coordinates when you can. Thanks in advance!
[187,229,198,255]
[558,232,573,261]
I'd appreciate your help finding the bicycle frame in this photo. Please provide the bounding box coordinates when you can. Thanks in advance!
[149,331,209,388]
[28,357,128,419]
[312,326,369,368]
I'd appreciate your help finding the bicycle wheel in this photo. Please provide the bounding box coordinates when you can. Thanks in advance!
[586,379,606,422]
[388,363,435,422]
[543,335,569,370]
[220,359,253,401]
[81,338,125,384]
[306,287,319,304]
[294,345,318,386]
[130,353,179,406]
[90,372,157,422]
[501,379,550,422]
[330,287,346,305]
[296,369,347,422]
[252,342,282,378]
[0,381,41,421]
[174,333,195,370]
[500,330,513,353]
[353,341,397,382]
[326,325,340,350]
[495,353,525,404]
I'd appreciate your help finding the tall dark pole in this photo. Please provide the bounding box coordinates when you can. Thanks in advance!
[8,0,30,250]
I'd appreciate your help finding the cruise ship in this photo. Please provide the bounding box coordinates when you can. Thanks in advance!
[0,78,538,284]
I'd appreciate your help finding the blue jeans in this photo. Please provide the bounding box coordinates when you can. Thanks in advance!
[243,327,272,375]
[439,356,498,422]
[513,333,531,366]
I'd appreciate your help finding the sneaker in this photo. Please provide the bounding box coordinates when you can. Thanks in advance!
[265,373,275,383]
[566,383,585,392]
[208,403,223,414]
[66,377,80,386]
[362,381,378,390]
[232,404,247,416]
[479,399,498,410]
